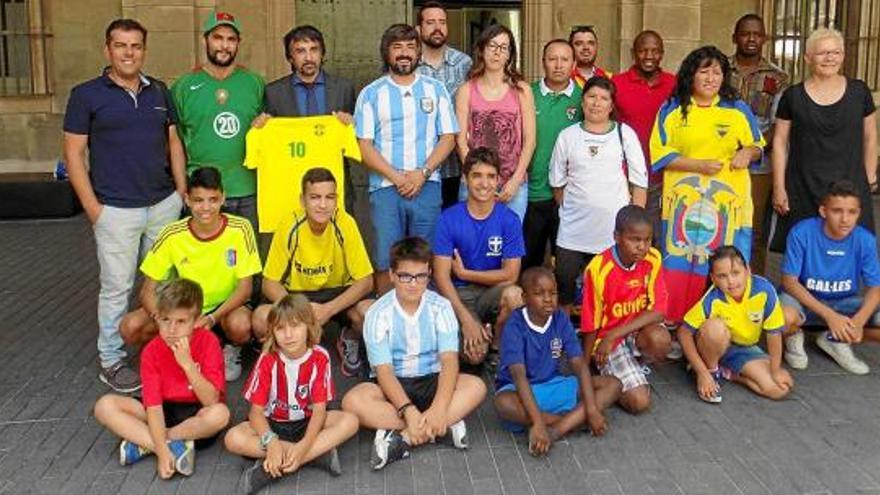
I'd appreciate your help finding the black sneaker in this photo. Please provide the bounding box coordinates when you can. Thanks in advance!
[371,429,410,470]
[312,447,342,476]
[99,361,142,393]
[239,459,273,494]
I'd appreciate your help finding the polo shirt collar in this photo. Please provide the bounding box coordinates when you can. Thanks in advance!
[293,70,326,86]
[539,78,575,97]
[522,307,553,334]
[624,66,668,86]
[612,245,637,271]
[101,67,151,88]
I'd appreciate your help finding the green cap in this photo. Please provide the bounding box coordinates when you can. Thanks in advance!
[202,11,240,35]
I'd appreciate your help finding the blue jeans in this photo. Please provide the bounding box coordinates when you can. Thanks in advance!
[369,182,441,270]
[222,194,257,232]
[779,292,880,327]
[457,180,528,222]
[94,192,182,367]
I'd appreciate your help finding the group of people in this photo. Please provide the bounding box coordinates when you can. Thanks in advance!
[61,1,880,491]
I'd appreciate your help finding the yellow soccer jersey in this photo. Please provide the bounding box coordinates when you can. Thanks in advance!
[140,215,262,312]
[245,116,361,233]
[263,209,373,292]
[683,275,785,346]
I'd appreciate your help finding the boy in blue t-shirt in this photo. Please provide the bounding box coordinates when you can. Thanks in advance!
[780,180,880,375]
[494,267,621,456]
[433,147,526,365]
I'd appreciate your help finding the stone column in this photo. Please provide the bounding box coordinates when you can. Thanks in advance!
[522,0,555,81]
[642,0,702,69]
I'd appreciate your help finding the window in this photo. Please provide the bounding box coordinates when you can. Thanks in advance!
[1,0,49,96]
[767,0,880,90]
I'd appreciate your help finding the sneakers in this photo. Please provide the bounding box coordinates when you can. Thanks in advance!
[99,361,142,393]
[449,420,468,449]
[167,439,195,476]
[336,328,363,378]
[119,440,150,466]
[816,331,870,375]
[240,459,273,494]
[784,331,809,370]
[371,429,410,470]
[699,368,723,404]
[666,340,683,360]
[223,344,243,382]
[315,447,342,476]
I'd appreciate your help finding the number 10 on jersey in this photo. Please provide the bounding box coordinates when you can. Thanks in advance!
[288,141,307,158]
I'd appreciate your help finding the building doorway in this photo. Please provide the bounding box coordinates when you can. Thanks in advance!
[414,1,522,65]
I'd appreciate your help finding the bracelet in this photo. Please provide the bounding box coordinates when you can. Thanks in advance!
[206,313,216,327]
[397,402,414,418]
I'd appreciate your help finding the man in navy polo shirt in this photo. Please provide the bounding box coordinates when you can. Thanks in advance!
[433,147,525,365]
[63,18,186,393]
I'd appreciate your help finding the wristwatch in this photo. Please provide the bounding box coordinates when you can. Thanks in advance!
[421,167,432,180]
[259,430,278,450]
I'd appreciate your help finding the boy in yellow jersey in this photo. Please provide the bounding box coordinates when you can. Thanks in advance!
[252,167,374,377]
[119,167,262,382]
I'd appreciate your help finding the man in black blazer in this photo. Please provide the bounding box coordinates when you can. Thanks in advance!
[263,25,357,211]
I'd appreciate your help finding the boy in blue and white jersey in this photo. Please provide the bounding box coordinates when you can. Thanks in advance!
[355,24,458,295]
[341,237,486,470]
[780,180,880,375]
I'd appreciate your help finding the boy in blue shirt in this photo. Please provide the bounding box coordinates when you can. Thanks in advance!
[341,237,487,470]
[433,147,526,365]
[494,267,621,456]
[780,180,880,375]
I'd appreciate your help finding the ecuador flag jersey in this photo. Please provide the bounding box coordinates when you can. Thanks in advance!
[245,116,361,233]
[580,246,668,352]
[649,96,764,321]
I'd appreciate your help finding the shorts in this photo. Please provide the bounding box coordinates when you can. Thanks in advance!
[779,292,880,327]
[456,283,507,324]
[372,373,439,412]
[295,286,353,327]
[269,417,311,443]
[555,247,596,306]
[370,182,441,270]
[597,343,648,393]
[496,375,579,433]
[719,344,767,375]
[162,402,219,450]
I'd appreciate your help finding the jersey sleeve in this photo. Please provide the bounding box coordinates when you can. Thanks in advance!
[434,83,459,136]
[548,132,569,188]
[647,251,669,316]
[62,86,91,135]
[340,123,363,162]
[196,331,226,400]
[139,226,176,281]
[364,304,393,368]
[622,124,648,189]
[242,353,274,407]
[649,101,681,173]
[775,86,793,120]
[263,218,294,282]
[432,212,455,257]
[559,315,584,358]
[244,127,263,170]
[859,229,880,287]
[734,101,766,150]
[780,222,807,278]
[502,211,526,259]
[309,349,333,404]
[682,290,712,333]
[235,220,263,279]
[579,257,603,334]
[139,343,164,408]
[354,89,375,140]
[858,80,877,116]
[435,296,460,354]
[498,314,526,367]
[340,216,373,281]
[760,283,786,334]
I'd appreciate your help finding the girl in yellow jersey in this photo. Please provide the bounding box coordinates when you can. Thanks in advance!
[650,46,765,325]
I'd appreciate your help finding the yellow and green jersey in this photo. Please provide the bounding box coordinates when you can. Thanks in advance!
[140,214,262,312]
[245,116,361,233]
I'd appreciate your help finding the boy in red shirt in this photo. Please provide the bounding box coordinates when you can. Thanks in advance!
[93,279,229,479]
[580,205,670,414]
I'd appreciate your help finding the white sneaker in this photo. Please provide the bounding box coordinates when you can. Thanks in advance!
[449,420,468,449]
[223,344,242,382]
[666,340,683,360]
[783,331,809,370]
[816,331,869,375]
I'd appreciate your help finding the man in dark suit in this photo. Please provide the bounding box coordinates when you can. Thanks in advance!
[263,25,357,211]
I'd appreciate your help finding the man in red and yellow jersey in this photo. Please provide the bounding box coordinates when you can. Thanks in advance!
[569,26,612,87]
[580,206,669,414]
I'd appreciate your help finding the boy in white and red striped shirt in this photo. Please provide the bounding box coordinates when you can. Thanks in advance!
[225,295,359,494]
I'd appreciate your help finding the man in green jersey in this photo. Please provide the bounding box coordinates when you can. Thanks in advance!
[171,11,264,231]
[522,39,584,269]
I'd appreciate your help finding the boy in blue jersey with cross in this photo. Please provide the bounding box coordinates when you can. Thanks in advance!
[780,180,880,375]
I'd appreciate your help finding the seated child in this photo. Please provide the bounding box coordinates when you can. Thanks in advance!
[780,180,880,375]
[679,246,794,403]
[580,205,670,414]
[494,267,621,456]
[341,237,487,470]
[93,278,230,479]
[225,295,359,494]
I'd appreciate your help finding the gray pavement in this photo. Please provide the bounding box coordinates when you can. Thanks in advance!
[2,216,880,495]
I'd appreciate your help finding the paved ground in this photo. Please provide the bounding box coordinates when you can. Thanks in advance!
[3,216,880,495]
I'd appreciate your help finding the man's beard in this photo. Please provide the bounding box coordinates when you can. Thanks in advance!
[207,49,236,68]
[390,57,416,75]
[421,31,446,49]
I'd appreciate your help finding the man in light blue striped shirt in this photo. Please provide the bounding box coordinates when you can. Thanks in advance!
[355,24,458,294]
[342,237,487,470]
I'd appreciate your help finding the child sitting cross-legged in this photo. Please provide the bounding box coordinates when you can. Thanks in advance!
[679,246,794,403]
[225,295,359,494]
[494,267,621,456]
[93,278,230,479]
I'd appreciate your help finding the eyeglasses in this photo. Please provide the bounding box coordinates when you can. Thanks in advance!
[486,42,510,54]
[395,271,431,284]
[814,49,843,59]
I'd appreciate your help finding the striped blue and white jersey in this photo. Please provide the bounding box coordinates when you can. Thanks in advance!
[355,74,459,192]
[364,289,459,378]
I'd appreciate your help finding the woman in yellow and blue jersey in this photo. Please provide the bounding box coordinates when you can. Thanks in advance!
[650,46,765,324]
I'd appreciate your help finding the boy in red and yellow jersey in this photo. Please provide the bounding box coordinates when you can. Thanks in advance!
[580,206,670,414]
